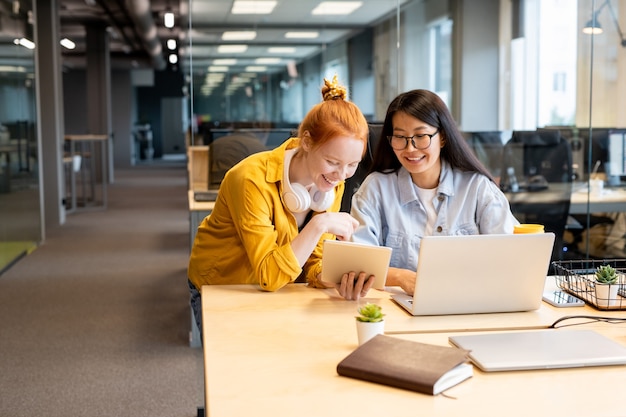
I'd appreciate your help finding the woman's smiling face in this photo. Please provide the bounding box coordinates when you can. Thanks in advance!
[303,134,364,193]
[391,111,442,189]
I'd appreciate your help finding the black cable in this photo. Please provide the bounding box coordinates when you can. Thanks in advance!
[549,315,626,328]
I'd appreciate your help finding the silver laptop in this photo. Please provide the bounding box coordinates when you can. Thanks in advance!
[392,233,555,315]
[449,330,626,372]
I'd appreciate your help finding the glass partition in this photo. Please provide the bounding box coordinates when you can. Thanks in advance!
[0,0,40,274]
[183,0,625,261]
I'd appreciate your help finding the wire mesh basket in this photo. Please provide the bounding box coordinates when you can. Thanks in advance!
[551,259,626,310]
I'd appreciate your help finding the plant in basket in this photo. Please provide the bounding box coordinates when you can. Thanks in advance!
[594,265,619,308]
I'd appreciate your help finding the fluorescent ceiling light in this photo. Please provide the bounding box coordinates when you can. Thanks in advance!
[231,1,277,14]
[169,54,178,64]
[268,46,296,53]
[312,1,362,15]
[285,32,319,39]
[60,38,76,49]
[217,44,248,53]
[255,57,281,64]
[245,65,267,72]
[213,59,237,65]
[208,66,230,72]
[0,65,27,73]
[164,12,175,28]
[167,39,177,50]
[222,31,257,41]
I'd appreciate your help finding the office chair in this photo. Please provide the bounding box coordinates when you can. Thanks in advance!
[502,130,574,266]
[341,123,383,213]
[461,131,505,179]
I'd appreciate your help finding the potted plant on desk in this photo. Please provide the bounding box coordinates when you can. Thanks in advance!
[594,265,619,308]
[355,303,385,345]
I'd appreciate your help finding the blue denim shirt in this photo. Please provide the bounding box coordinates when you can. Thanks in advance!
[350,161,519,270]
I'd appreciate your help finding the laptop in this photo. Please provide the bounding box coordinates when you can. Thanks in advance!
[322,240,392,290]
[449,330,626,372]
[392,233,555,315]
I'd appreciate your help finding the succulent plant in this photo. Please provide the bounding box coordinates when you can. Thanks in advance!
[595,265,618,285]
[356,303,385,323]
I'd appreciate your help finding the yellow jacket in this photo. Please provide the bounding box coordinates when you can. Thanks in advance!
[188,138,344,291]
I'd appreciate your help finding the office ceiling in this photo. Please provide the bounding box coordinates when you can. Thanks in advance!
[54,0,411,73]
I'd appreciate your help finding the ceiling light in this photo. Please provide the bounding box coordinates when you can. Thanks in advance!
[255,57,281,64]
[164,11,175,28]
[167,39,177,50]
[169,54,178,64]
[60,38,76,50]
[582,21,603,35]
[213,59,237,65]
[217,44,248,53]
[222,31,257,41]
[14,38,35,49]
[284,32,319,39]
[208,66,230,72]
[0,65,27,73]
[268,46,296,54]
[245,65,267,72]
[312,1,362,15]
[232,1,277,14]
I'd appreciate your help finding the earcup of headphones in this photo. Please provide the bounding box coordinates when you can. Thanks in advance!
[282,147,334,213]
[308,186,335,212]
[283,182,311,213]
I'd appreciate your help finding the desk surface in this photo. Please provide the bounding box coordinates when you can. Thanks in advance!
[201,281,626,417]
[64,134,108,141]
[570,185,626,214]
[188,189,216,212]
[505,182,626,214]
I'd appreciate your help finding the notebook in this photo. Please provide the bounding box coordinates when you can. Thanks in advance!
[392,233,555,315]
[322,240,392,290]
[449,330,626,372]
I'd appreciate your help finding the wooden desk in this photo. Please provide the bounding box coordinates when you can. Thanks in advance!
[201,281,626,416]
[505,182,626,215]
[188,190,215,249]
[570,185,626,214]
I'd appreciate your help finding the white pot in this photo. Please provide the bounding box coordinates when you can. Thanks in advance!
[595,283,619,308]
[356,320,385,345]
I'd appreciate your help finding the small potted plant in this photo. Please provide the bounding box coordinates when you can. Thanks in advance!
[594,265,619,308]
[355,303,385,345]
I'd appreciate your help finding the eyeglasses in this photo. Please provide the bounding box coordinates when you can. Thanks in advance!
[387,130,439,150]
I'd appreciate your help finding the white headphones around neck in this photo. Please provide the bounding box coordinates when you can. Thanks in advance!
[282,149,335,213]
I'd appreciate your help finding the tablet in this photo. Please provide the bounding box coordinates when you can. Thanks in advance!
[321,240,392,290]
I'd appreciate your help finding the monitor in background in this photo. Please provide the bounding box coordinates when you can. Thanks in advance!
[607,129,626,183]
[578,128,611,178]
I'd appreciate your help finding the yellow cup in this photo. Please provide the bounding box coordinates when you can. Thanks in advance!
[514,224,545,234]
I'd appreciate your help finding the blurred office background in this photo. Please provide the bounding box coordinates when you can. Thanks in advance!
[1,0,625,271]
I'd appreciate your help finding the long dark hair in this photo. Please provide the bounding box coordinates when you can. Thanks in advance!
[369,89,494,182]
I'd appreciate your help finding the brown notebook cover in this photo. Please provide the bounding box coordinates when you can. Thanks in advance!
[337,334,473,395]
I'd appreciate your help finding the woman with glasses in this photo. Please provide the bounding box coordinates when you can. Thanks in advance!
[350,89,518,295]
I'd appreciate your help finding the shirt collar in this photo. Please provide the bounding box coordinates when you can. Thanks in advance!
[397,159,454,204]
[266,137,300,184]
